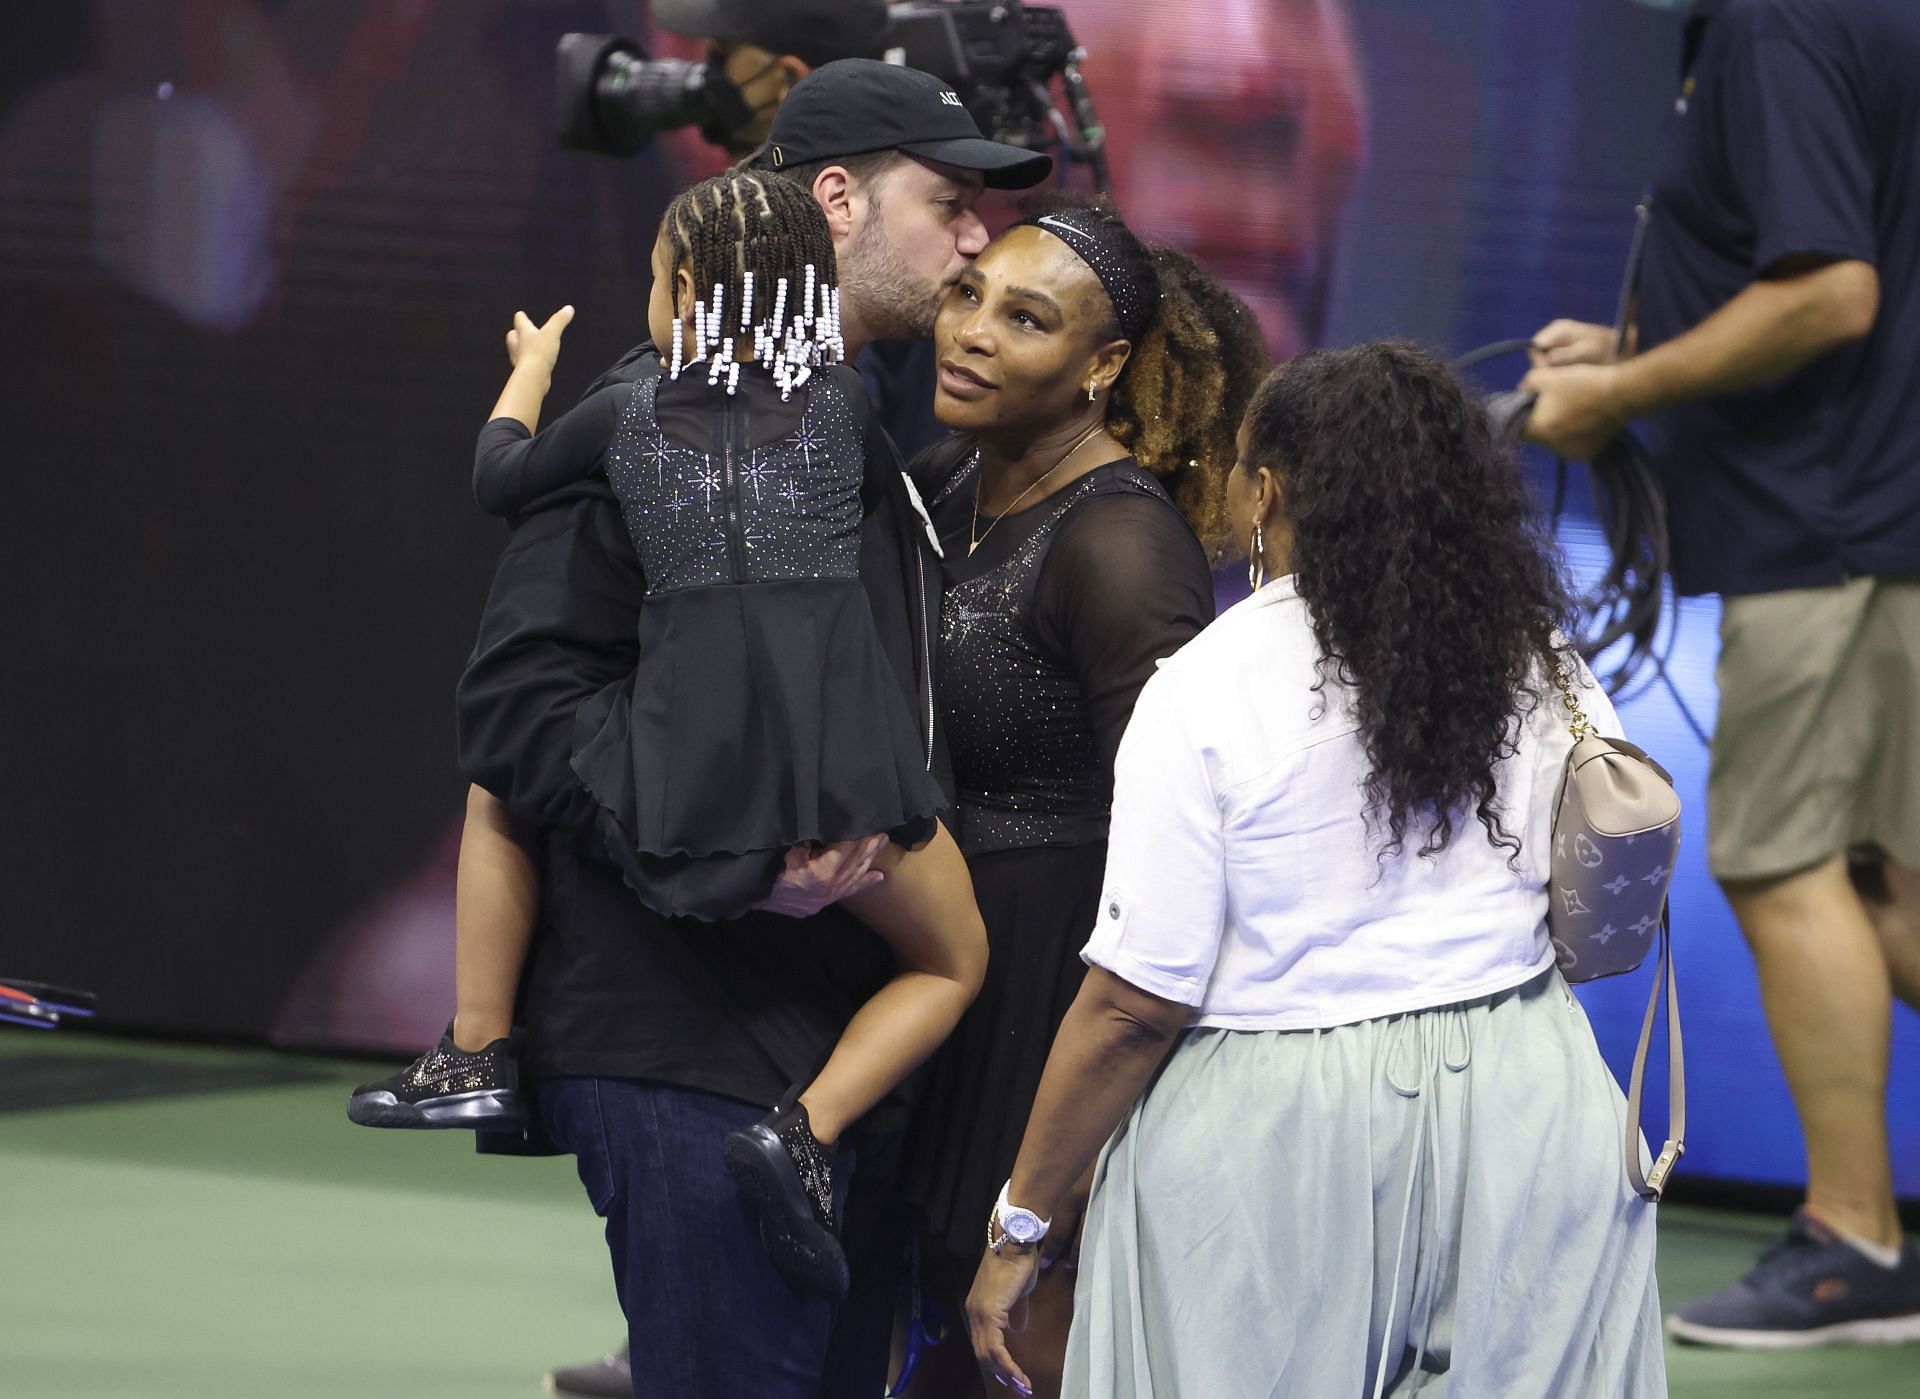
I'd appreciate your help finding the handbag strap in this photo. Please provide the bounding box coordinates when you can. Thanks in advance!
[1624,907,1686,1200]
[1554,651,1685,1197]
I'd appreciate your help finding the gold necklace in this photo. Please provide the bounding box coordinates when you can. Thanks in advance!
[968,422,1106,558]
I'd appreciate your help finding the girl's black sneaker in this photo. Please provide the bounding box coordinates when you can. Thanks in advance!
[722,1090,849,1301]
[346,1025,526,1130]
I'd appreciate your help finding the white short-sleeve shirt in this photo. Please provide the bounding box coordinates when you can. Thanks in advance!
[1082,576,1622,1031]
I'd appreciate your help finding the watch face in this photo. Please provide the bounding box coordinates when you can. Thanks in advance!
[1003,1208,1045,1244]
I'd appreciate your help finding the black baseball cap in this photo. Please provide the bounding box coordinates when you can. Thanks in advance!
[652,0,889,68]
[759,59,1053,189]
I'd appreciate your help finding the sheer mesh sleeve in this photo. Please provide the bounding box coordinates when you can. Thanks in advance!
[472,382,627,518]
[1032,492,1217,779]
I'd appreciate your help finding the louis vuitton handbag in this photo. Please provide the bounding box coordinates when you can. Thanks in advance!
[1547,660,1686,1201]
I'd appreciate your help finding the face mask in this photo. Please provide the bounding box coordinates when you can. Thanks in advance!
[732,54,788,118]
[709,53,789,156]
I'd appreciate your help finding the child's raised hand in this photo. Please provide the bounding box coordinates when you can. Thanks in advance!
[505,305,575,372]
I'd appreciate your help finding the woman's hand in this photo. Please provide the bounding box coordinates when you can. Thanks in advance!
[968,1245,1043,1395]
[755,836,887,917]
[506,305,575,373]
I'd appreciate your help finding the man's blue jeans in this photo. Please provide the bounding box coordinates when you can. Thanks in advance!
[537,1075,900,1399]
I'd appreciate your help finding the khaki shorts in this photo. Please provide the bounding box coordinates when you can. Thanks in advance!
[1710,574,1920,882]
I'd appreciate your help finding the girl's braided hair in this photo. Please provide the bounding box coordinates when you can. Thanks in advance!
[660,169,838,328]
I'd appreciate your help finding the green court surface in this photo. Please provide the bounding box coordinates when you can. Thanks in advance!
[1,1034,1913,1398]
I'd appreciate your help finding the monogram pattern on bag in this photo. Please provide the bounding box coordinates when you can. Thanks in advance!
[1549,822,1681,980]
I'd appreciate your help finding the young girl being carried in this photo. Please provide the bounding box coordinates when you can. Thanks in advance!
[349,172,987,1301]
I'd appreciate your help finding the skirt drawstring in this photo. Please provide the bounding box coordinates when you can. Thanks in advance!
[1372,1009,1473,1399]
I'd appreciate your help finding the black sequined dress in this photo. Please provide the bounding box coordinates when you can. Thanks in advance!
[472,355,941,921]
[902,438,1216,1259]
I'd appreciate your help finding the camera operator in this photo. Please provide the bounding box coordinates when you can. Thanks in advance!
[645,0,889,156]
[1523,0,1920,1348]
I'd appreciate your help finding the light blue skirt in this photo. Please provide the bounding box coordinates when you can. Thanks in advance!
[1064,969,1667,1398]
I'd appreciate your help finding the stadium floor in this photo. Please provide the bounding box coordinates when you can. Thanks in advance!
[1,1032,1912,1398]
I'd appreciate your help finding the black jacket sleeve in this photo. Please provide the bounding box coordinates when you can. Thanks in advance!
[455,482,643,834]
[843,369,955,809]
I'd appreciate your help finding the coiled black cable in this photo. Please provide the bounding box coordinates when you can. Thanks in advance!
[1456,341,1680,706]
[1447,202,1712,742]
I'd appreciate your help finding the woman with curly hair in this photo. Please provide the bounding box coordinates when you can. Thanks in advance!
[898,199,1269,1396]
[967,341,1667,1397]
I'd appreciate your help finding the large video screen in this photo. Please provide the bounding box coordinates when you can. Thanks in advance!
[2,0,1912,1194]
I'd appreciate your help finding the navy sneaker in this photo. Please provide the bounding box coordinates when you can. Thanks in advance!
[722,1090,849,1301]
[545,1343,630,1398]
[1667,1210,1920,1349]
[346,1024,526,1130]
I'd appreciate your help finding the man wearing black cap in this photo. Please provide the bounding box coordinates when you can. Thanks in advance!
[457,53,1048,1399]
[771,56,1052,458]
[760,57,1051,326]
[649,3,1049,459]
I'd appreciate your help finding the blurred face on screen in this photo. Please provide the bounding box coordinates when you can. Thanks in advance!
[1065,0,1365,358]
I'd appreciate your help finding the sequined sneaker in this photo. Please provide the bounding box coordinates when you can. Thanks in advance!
[722,1090,849,1300]
[1666,1209,1920,1349]
[346,1024,526,1130]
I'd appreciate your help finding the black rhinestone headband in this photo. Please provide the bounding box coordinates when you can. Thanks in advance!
[1021,210,1160,342]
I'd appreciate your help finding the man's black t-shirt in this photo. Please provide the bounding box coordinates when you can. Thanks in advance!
[1635,0,1920,597]
[857,339,947,460]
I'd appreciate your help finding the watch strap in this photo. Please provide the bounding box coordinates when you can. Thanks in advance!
[988,1180,1051,1254]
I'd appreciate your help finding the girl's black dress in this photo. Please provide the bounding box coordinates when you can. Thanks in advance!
[901,437,1217,1260]
[473,353,942,921]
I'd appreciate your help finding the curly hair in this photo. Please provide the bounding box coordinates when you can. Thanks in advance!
[1244,341,1574,859]
[1020,194,1271,553]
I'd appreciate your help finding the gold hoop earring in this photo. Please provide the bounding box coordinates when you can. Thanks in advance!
[1248,522,1267,591]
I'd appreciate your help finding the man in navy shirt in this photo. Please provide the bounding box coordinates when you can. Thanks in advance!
[1524,0,1920,1350]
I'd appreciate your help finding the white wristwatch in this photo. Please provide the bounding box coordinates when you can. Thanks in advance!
[988,1180,1051,1253]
